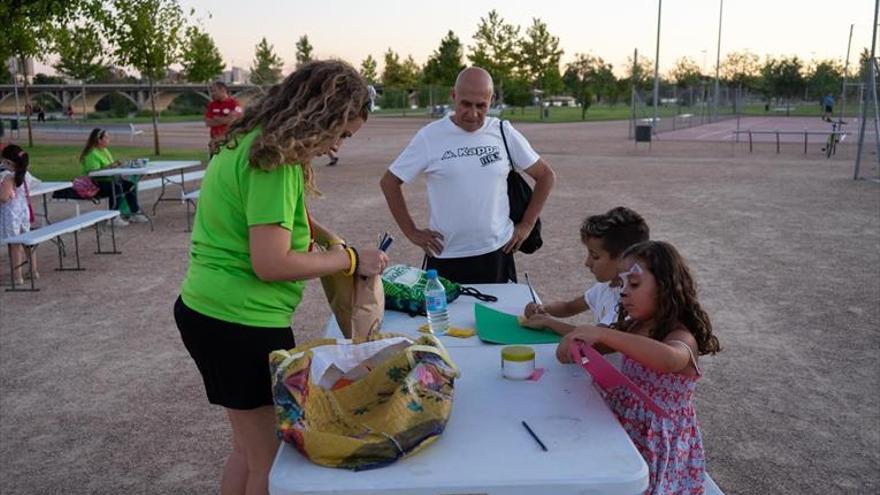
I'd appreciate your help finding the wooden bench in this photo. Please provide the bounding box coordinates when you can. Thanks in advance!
[182,189,200,232]
[2,210,121,292]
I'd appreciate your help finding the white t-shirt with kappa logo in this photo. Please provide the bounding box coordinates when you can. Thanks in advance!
[389,116,540,259]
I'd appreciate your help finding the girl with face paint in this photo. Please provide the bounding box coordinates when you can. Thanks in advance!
[555,240,720,495]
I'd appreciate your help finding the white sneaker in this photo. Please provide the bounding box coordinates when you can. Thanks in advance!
[128,213,149,223]
[111,216,129,227]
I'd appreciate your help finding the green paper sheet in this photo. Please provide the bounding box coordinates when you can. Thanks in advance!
[474,303,561,345]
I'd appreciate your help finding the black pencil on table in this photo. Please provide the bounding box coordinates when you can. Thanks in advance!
[521,420,548,452]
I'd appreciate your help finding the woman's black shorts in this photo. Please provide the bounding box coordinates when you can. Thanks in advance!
[174,296,296,410]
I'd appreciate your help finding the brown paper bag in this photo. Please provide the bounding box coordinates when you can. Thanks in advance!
[320,272,384,343]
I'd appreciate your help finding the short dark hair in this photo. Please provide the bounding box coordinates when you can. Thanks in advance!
[212,80,229,90]
[580,206,650,258]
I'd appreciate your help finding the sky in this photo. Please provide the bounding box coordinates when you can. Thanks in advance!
[35,0,879,77]
[176,0,876,75]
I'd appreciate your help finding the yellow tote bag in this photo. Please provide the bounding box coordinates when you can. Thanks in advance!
[270,334,459,470]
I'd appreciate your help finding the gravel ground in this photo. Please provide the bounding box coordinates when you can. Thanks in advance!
[1,117,878,494]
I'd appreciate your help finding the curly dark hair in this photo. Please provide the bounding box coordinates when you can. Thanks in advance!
[223,60,371,195]
[580,206,650,257]
[616,240,720,356]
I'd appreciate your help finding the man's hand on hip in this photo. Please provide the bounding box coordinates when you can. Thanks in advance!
[503,221,533,254]
[406,228,445,256]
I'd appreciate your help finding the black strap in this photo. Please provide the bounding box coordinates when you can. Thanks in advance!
[499,119,514,171]
[459,286,498,302]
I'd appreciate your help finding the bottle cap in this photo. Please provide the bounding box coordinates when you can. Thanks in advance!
[426,269,438,279]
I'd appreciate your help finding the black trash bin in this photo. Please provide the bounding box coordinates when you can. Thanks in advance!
[635,124,652,143]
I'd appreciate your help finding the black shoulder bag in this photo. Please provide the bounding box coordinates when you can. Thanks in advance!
[500,120,543,254]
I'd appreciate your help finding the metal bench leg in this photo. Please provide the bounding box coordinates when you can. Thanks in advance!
[151,173,168,215]
[6,244,39,292]
[95,220,121,255]
[7,244,15,290]
[25,246,37,291]
[57,232,86,271]
[185,200,193,232]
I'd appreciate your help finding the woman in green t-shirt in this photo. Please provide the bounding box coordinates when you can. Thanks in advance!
[79,128,148,226]
[174,60,388,494]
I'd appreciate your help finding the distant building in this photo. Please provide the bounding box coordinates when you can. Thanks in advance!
[163,68,186,84]
[221,66,250,85]
[6,57,34,83]
[546,95,577,107]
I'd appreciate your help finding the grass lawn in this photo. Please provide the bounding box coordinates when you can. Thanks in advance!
[23,144,207,181]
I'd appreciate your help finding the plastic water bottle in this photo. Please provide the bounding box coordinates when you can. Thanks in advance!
[424,269,450,335]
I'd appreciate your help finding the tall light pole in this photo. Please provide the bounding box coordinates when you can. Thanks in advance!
[853,0,879,180]
[652,0,662,133]
[713,0,724,119]
[839,24,854,123]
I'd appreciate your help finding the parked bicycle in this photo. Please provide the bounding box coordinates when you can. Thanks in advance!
[821,120,847,158]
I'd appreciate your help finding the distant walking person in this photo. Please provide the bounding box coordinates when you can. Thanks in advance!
[822,93,834,122]
[204,81,243,156]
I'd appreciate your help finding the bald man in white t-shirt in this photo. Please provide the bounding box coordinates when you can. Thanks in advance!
[380,67,556,284]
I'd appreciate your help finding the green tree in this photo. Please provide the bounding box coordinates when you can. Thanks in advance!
[295,35,313,68]
[250,37,283,85]
[564,54,616,119]
[102,0,188,155]
[53,16,106,121]
[518,18,563,93]
[759,56,805,108]
[806,59,843,100]
[181,26,225,84]
[382,49,420,88]
[504,75,532,112]
[669,57,703,88]
[625,54,654,92]
[721,50,760,90]
[360,54,378,83]
[400,55,421,88]
[423,30,465,86]
[856,48,872,81]
[468,10,520,103]
[0,0,84,145]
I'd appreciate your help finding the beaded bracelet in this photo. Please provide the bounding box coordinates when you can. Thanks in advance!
[343,246,358,276]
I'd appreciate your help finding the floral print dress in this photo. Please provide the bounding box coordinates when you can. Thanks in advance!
[0,170,30,239]
[605,340,705,495]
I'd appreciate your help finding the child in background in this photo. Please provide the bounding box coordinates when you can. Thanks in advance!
[522,206,649,334]
[548,240,721,494]
[0,145,38,284]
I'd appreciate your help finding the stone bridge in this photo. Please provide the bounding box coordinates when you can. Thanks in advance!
[0,83,265,115]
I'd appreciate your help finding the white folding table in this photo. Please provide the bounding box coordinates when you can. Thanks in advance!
[269,344,648,494]
[27,181,72,224]
[89,160,202,215]
[269,283,649,494]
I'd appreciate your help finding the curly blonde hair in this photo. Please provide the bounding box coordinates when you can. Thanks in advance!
[222,60,371,194]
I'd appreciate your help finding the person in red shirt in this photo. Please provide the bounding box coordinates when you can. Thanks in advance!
[204,81,243,155]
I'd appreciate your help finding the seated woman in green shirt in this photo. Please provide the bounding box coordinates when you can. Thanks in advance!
[79,128,148,226]
[174,60,388,494]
